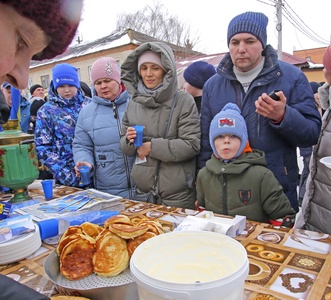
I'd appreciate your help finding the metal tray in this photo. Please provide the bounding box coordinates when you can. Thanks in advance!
[44,250,138,300]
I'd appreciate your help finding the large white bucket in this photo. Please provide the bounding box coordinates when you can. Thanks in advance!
[130,231,249,300]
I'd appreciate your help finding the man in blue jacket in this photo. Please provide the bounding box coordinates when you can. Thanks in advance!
[198,11,321,212]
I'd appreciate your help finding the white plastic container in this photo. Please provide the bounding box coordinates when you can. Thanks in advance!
[130,231,249,300]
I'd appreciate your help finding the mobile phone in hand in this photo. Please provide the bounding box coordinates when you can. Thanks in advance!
[268,90,280,101]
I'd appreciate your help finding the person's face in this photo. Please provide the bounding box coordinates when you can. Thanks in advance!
[229,33,264,72]
[0,3,49,89]
[214,134,241,160]
[184,82,201,97]
[94,78,120,101]
[56,85,78,99]
[32,87,45,98]
[139,63,165,89]
[1,86,12,106]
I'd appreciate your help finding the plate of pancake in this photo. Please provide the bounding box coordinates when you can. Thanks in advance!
[55,215,164,280]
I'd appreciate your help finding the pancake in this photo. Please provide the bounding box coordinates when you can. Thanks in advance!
[57,234,82,256]
[139,219,164,235]
[60,236,95,280]
[127,231,156,256]
[80,222,103,240]
[60,225,83,239]
[93,231,129,277]
[57,226,83,255]
[104,214,131,228]
[108,223,149,239]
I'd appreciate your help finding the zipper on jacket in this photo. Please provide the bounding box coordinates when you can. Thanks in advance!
[221,173,228,215]
[114,102,133,199]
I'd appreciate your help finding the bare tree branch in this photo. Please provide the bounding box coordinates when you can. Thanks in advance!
[116,1,199,50]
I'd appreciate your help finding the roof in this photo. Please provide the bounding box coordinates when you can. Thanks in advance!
[30,28,199,69]
[30,28,310,71]
[176,51,309,70]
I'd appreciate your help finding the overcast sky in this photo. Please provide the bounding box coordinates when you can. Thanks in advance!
[77,0,330,55]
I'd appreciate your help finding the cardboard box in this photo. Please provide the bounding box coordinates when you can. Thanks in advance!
[175,211,246,238]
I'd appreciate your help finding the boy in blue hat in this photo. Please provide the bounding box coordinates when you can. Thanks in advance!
[34,63,91,186]
[196,103,296,226]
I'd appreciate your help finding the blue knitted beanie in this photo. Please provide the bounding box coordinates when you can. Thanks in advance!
[209,103,248,159]
[227,11,268,48]
[183,61,216,89]
[52,63,80,90]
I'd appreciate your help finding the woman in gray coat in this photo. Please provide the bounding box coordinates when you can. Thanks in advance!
[120,42,200,209]
[73,57,134,199]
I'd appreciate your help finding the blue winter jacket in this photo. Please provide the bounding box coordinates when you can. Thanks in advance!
[34,82,91,186]
[198,45,321,212]
[20,96,30,133]
[73,87,134,199]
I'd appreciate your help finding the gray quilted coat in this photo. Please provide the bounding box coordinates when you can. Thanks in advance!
[120,42,200,209]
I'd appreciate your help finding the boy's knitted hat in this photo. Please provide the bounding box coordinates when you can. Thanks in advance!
[183,61,216,89]
[52,63,80,90]
[227,11,268,49]
[323,45,331,73]
[1,0,83,60]
[90,57,120,85]
[209,103,248,159]
[138,51,165,71]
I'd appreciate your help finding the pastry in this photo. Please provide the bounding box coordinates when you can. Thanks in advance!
[93,231,129,276]
[57,233,82,256]
[108,223,149,239]
[60,235,95,280]
[80,222,103,240]
[127,231,156,256]
[104,214,131,227]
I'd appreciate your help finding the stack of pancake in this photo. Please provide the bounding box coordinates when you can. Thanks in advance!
[56,215,164,280]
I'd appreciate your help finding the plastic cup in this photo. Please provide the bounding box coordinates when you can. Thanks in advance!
[41,179,53,200]
[133,125,144,147]
[79,166,91,186]
[38,218,59,240]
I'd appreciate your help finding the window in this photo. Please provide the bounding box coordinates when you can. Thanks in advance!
[88,65,92,84]
[77,68,81,80]
[40,75,50,89]
[28,77,33,89]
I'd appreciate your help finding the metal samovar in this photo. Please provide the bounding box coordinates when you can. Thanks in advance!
[0,119,39,202]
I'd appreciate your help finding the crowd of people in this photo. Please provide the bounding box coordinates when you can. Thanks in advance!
[0,1,331,298]
[0,2,330,233]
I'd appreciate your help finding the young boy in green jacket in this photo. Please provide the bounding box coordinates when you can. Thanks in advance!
[196,103,296,226]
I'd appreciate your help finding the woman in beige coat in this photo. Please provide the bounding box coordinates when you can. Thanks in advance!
[120,42,200,209]
[295,46,331,233]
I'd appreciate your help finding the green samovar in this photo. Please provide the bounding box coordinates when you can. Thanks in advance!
[0,120,39,202]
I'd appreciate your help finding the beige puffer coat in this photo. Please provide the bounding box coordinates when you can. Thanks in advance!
[295,83,331,233]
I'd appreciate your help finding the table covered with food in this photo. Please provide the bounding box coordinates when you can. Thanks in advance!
[1,187,331,300]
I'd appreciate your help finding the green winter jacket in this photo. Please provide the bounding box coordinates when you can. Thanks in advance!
[196,150,296,223]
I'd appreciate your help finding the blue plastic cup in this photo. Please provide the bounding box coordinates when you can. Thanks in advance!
[41,179,53,200]
[133,125,144,147]
[38,218,58,240]
[79,165,91,186]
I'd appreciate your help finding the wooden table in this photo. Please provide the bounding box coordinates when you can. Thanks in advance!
[1,191,331,300]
